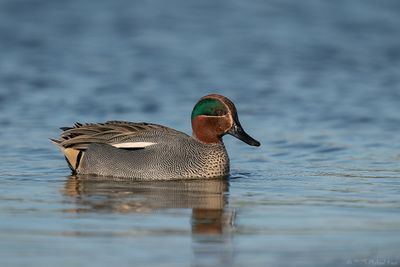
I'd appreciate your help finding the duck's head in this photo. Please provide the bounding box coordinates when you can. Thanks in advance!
[191,94,260,146]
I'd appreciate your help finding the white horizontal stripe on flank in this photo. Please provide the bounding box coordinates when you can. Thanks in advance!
[112,142,156,148]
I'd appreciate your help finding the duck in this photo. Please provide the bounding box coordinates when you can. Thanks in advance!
[51,94,260,180]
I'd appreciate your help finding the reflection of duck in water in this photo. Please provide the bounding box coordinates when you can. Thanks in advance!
[52,94,260,180]
[64,175,234,235]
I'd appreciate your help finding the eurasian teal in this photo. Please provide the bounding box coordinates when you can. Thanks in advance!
[52,94,260,179]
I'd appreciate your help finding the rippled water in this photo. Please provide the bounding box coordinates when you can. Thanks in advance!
[1,0,400,266]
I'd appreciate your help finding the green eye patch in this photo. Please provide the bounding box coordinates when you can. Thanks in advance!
[191,99,228,120]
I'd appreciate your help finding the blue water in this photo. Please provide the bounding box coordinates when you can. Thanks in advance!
[1,0,400,266]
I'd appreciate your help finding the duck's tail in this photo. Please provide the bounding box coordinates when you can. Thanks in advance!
[50,138,82,173]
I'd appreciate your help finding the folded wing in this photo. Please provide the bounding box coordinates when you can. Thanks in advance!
[51,121,171,172]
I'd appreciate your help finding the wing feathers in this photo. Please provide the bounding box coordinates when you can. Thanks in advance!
[52,121,168,151]
[112,142,156,148]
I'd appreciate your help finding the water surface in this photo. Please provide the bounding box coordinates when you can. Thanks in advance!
[1,0,400,266]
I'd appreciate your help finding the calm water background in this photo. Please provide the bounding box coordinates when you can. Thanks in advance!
[1,0,400,266]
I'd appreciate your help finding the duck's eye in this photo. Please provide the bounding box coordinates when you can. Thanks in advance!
[191,99,228,119]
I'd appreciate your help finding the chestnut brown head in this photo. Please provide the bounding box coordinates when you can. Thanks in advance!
[191,94,260,146]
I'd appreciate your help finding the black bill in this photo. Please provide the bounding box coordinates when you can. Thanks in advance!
[227,121,260,147]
